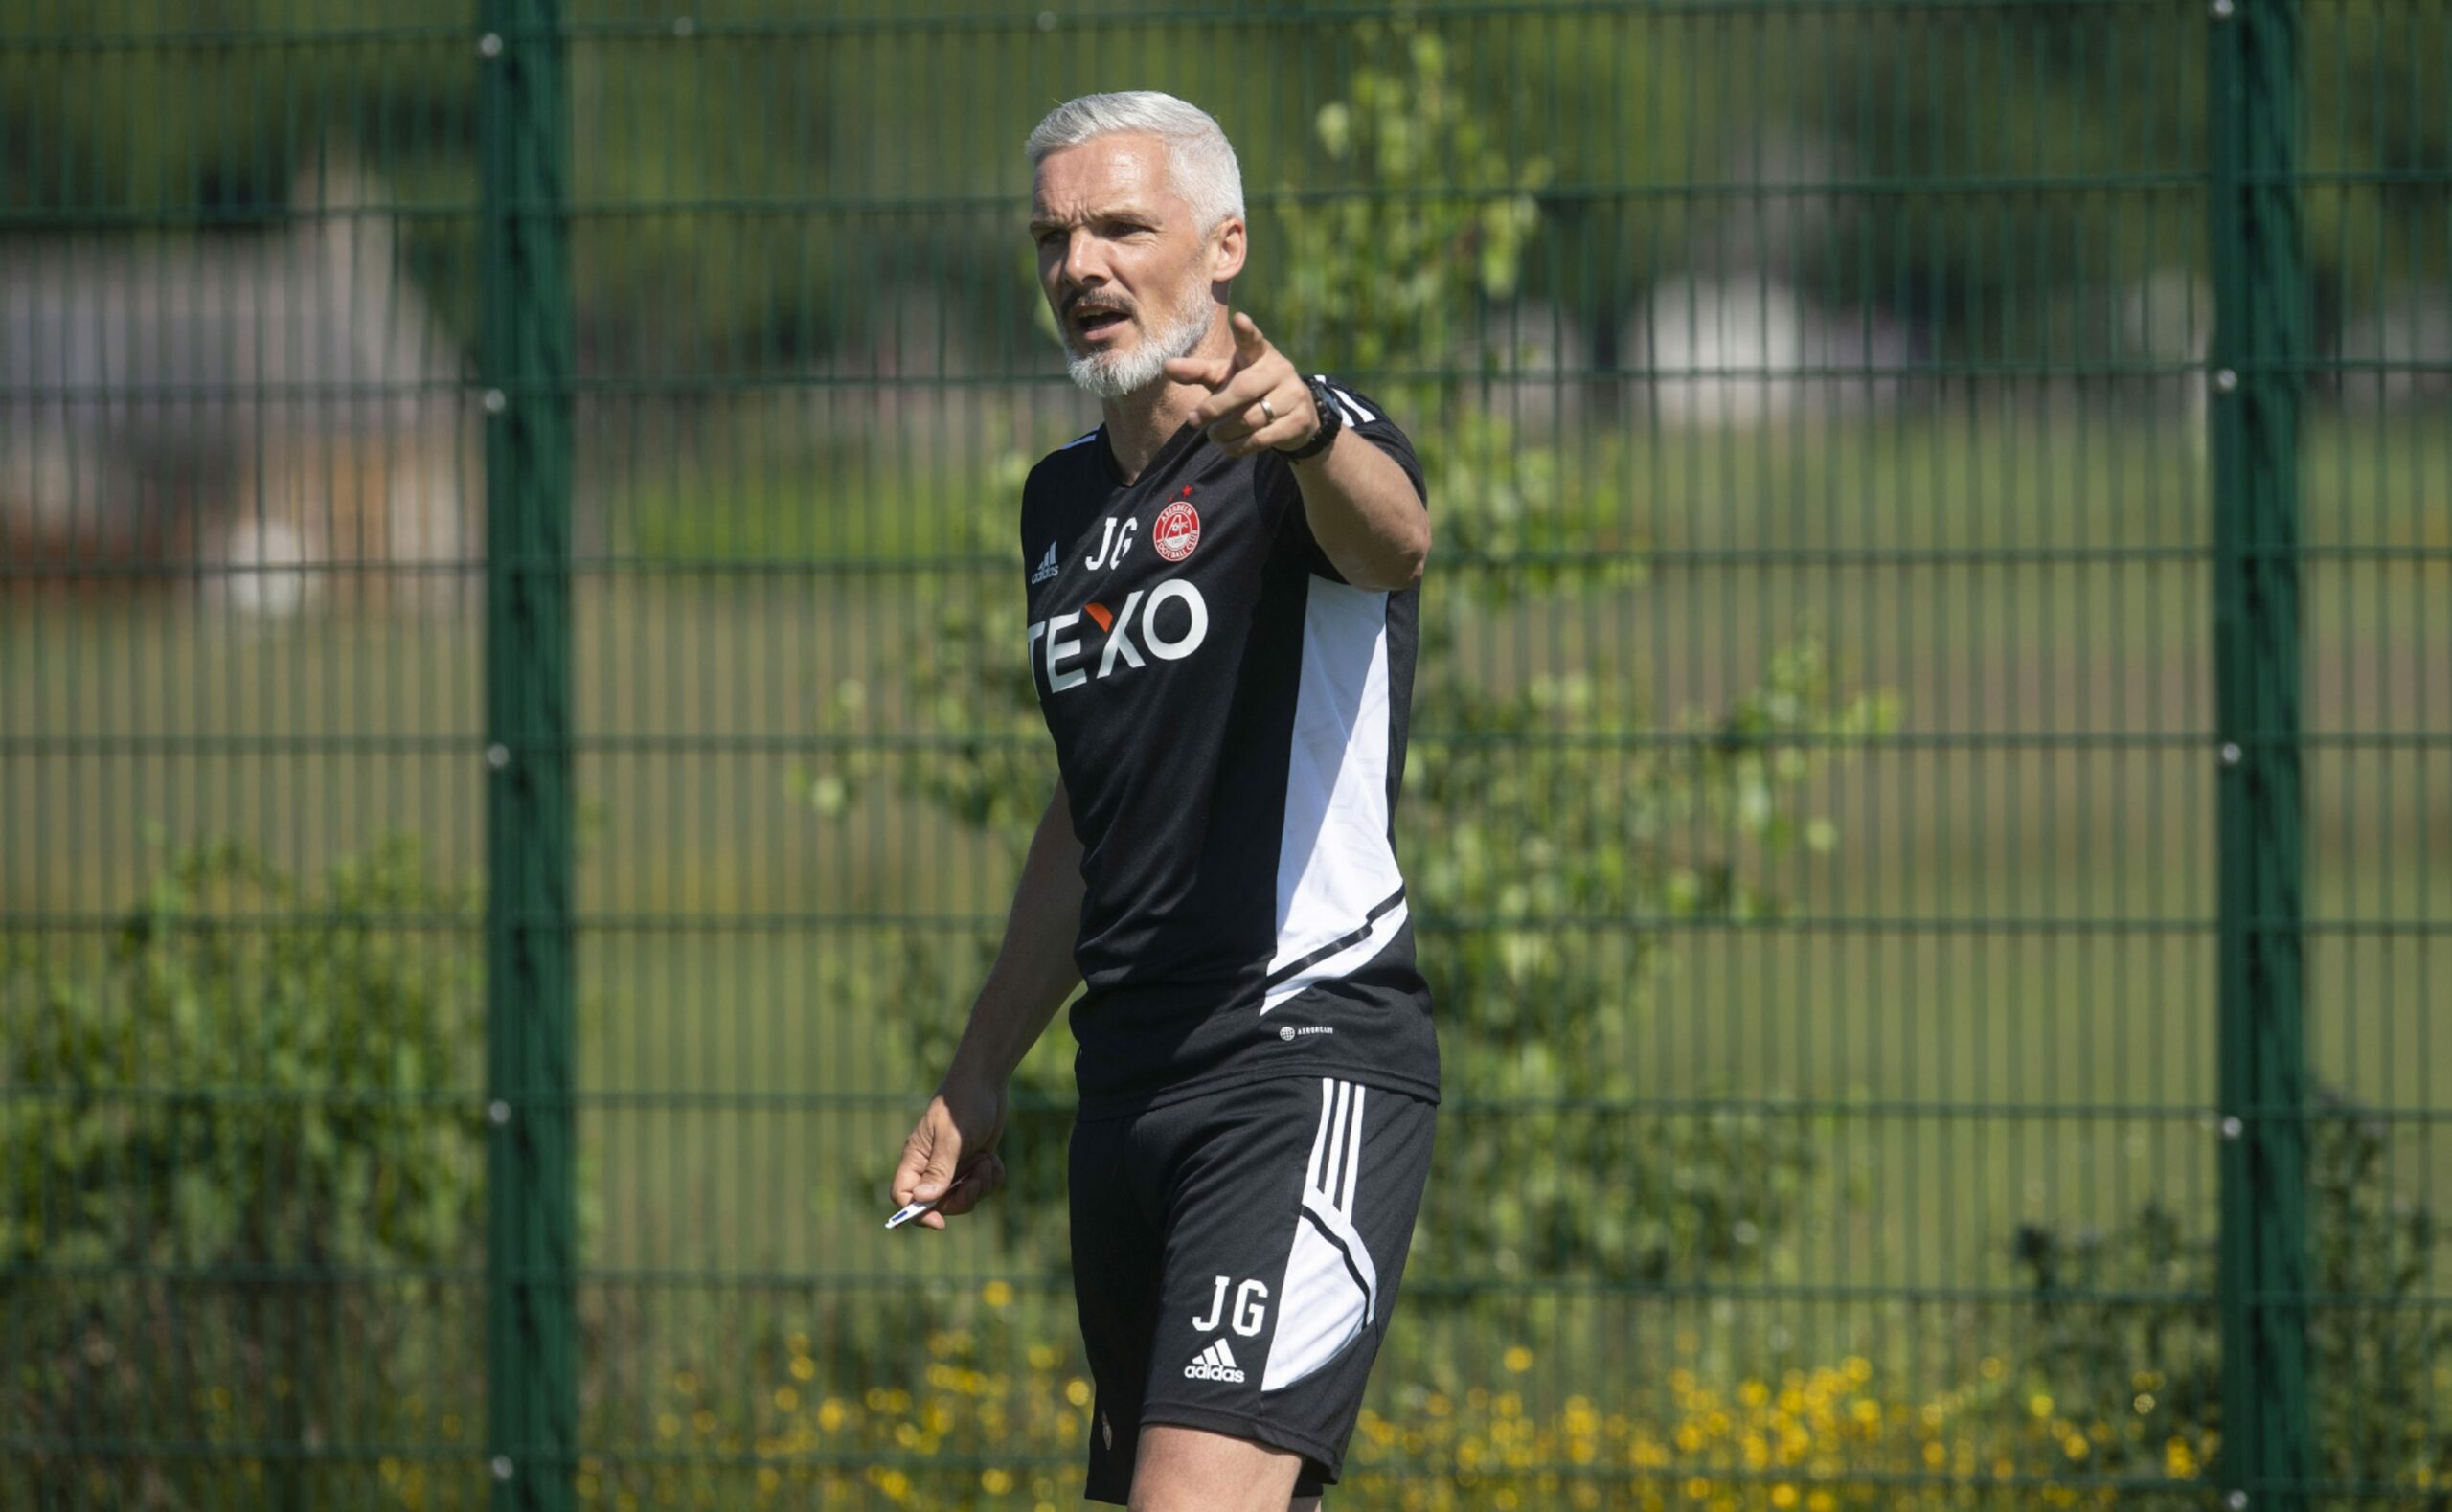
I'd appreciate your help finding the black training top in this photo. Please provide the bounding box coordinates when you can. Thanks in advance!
[1019,377,1439,1117]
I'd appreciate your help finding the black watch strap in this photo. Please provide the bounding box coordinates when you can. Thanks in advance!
[1276,373,1344,461]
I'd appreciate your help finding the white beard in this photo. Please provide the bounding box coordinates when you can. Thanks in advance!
[1066,289,1215,399]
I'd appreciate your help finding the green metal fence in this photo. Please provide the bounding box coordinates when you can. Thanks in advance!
[4,1,2447,1508]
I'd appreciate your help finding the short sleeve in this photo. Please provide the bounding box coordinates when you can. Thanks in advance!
[1277,376,1428,585]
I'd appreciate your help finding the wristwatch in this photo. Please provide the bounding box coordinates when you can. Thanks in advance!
[1275,373,1344,462]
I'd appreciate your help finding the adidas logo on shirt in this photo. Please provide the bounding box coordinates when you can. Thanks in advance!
[1030,541,1060,584]
[1183,1338,1245,1383]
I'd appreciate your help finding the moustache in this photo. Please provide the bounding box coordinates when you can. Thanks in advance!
[1067,295,1134,320]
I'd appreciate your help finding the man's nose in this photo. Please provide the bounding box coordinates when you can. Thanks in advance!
[1060,231,1110,288]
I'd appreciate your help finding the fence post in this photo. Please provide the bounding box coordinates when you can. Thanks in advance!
[480,1,578,1508]
[2210,0,2313,1503]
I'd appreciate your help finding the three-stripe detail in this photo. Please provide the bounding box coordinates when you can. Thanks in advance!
[1260,1077,1382,1392]
[1306,1077,1370,1227]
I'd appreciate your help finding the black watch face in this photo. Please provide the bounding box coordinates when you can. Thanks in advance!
[1309,380,1341,437]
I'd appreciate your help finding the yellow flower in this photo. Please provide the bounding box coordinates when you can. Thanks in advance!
[1066,1378,1093,1408]
[790,1355,815,1383]
[1028,1343,1060,1370]
[982,1279,1016,1308]
[1770,1486,1798,1509]
[1503,1345,1533,1372]
[2063,1433,2090,1460]
[2029,1392,2055,1419]
[981,1469,1014,1494]
[772,1387,797,1412]
[2166,1438,2201,1478]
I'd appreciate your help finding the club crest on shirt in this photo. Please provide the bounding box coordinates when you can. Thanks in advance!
[1153,488,1200,562]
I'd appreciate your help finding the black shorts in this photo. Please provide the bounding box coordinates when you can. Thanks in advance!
[1067,1073,1436,1503]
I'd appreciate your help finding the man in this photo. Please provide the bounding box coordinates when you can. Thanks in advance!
[888,90,1438,1512]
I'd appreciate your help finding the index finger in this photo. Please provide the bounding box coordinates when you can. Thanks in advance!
[1163,352,1234,389]
[1231,310,1268,361]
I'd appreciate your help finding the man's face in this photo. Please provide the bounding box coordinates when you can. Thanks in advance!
[1031,133,1237,398]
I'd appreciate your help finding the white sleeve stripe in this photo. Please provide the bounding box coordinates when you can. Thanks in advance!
[1311,374,1373,427]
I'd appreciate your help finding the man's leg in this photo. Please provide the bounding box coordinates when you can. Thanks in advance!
[1125,1423,1305,1512]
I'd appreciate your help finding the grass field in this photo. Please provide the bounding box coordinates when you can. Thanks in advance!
[5,406,2445,1405]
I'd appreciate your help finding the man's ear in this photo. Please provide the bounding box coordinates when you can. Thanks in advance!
[1209,214,1248,284]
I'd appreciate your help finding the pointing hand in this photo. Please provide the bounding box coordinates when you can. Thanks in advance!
[1165,312,1321,459]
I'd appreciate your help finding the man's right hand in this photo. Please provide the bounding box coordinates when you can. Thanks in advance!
[890,1073,1009,1230]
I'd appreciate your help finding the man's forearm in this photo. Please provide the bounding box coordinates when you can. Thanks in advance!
[946,781,1086,1090]
[1289,429,1430,592]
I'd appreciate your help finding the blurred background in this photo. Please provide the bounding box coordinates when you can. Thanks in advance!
[3,0,2447,1507]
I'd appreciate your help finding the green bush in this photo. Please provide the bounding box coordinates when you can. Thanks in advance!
[1,836,485,1510]
[1987,1084,2452,1500]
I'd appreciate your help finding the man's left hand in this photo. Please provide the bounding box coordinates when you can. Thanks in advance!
[1166,311,1320,459]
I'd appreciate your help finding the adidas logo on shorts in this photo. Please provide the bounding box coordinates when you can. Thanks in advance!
[1183,1338,1245,1383]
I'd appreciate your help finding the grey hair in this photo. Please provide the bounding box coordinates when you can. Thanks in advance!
[1024,91,1245,236]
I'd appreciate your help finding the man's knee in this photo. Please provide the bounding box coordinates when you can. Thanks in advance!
[1124,1481,1320,1512]
[1126,1423,1305,1512]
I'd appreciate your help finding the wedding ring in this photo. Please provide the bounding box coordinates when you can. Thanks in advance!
[1259,396,1278,423]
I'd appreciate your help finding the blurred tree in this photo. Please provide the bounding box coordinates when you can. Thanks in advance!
[11,1,2441,380]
